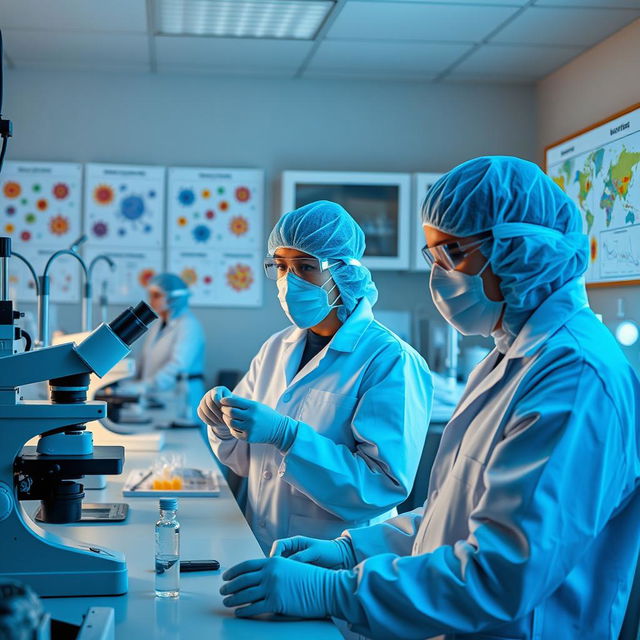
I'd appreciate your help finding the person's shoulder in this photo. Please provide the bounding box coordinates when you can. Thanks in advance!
[536,308,636,398]
[365,319,425,363]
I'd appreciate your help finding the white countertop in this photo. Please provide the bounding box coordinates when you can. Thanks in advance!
[32,428,342,640]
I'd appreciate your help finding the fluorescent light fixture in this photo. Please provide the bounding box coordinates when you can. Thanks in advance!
[156,0,335,40]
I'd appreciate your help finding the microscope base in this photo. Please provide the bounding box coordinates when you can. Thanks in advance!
[2,562,127,598]
[0,502,128,597]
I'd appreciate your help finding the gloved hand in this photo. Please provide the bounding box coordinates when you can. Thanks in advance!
[197,386,232,437]
[270,536,357,570]
[220,556,352,619]
[219,393,298,450]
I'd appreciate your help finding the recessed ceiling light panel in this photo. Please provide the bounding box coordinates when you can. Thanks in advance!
[156,0,335,40]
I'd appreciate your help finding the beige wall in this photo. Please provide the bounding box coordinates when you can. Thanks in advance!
[537,18,640,373]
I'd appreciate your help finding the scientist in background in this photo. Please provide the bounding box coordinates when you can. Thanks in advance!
[199,201,433,553]
[133,272,205,424]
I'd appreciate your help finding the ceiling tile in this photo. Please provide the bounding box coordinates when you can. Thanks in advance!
[535,0,640,7]
[306,40,472,77]
[155,35,313,73]
[325,2,520,42]
[2,30,149,71]
[451,43,583,78]
[0,0,148,33]
[491,6,640,46]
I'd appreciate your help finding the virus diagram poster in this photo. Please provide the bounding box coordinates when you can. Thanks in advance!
[83,164,165,306]
[84,246,163,306]
[1,161,83,302]
[84,163,165,249]
[8,246,82,303]
[166,167,263,307]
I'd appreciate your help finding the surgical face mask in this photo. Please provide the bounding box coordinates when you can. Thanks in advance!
[276,272,340,329]
[429,262,504,337]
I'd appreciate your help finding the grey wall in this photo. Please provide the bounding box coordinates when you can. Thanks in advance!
[537,18,640,373]
[4,69,537,382]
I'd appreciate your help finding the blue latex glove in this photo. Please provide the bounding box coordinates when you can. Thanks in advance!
[197,386,232,436]
[219,393,298,450]
[270,536,357,570]
[220,556,354,619]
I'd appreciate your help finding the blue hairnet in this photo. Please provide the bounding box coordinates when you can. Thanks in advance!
[422,156,588,336]
[149,272,191,316]
[268,200,378,321]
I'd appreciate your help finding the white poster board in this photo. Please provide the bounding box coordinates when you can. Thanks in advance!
[84,163,165,249]
[166,167,264,307]
[1,161,83,302]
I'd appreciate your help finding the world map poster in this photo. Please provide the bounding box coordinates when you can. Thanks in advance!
[546,104,640,285]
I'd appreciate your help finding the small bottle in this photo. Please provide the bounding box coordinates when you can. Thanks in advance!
[155,498,180,598]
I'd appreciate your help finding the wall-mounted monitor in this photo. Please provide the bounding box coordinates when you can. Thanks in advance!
[281,171,412,270]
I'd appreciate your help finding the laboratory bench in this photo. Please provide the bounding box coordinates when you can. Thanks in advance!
[28,428,342,640]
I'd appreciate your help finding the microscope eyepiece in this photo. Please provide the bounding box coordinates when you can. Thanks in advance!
[108,301,157,346]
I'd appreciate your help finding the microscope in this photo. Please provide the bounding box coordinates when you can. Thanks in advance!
[0,237,157,597]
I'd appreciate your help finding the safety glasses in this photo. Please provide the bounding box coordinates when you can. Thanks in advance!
[263,255,337,281]
[421,231,492,271]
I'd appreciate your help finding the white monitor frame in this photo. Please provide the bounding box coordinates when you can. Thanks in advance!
[412,172,443,272]
[281,170,412,271]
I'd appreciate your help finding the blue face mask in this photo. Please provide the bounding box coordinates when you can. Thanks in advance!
[276,272,341,329]
[429,262,504,337]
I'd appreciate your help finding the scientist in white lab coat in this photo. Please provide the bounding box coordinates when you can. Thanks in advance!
[135,272,206,423]
[219,157,640,640]
[199,200,433,552]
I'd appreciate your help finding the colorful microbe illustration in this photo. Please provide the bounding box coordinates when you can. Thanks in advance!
[226,263,254,292]
[229,216,249,237]
[52,183,70,200]
[219,201,229,212]
[49,215,70,236]
[138,268,156,288]
[178,188,196,206]
[177,216,188,227]
[235,186,250,203]
[3,182,21,198]
[92,221,109,237]
[120,195,145,221]
[36,199,48,211]
[180,268,198,286]
[94,184,115,205]
[192,224,211,244]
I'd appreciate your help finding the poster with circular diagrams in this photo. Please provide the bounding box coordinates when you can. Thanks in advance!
[84,163,165,249]
[1,161,83,302]
[84,246,163,307]
[167,167,263,307]
[168,249,262,308]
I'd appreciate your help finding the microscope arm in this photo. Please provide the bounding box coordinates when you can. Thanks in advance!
[0,323,130,388]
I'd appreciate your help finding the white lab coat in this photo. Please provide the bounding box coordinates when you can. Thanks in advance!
[138,309,206,422]
[343,278,640,640]
[208,299,433,552]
